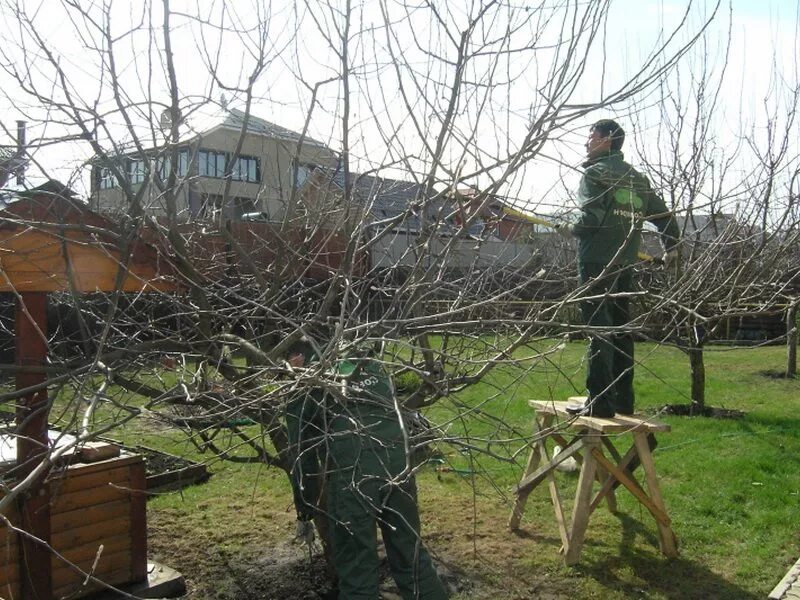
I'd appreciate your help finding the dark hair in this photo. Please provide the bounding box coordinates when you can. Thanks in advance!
[285,338,317,363]
[591,119,625,151]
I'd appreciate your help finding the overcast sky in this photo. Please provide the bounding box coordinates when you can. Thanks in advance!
[0,0,797,217]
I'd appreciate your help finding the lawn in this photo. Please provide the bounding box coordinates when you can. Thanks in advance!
[96,342,800,598]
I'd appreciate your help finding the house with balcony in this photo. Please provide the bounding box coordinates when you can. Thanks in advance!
[89,107,338,223]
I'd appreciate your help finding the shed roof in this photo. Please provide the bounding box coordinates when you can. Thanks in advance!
[0,182,175,293]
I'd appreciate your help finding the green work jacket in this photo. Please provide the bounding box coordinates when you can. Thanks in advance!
[285,357,405,521]
[573,150,679,266]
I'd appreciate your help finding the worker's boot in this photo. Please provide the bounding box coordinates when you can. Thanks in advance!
[566,396,615,419]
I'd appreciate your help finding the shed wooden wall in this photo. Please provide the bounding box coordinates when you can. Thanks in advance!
[0,453,147,599]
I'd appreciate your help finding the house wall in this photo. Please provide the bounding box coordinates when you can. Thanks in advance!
[370,233,539,270]
[498,217,534,241]
[91,128,338,223]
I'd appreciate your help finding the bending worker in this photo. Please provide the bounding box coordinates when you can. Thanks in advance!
[285,338,448,600]
[559,119,680,418]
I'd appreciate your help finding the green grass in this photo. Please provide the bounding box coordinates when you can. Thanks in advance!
[42,342,800,599]
[421,342,800,598]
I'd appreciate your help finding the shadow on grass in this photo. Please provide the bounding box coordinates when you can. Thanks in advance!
[659,404,746,419]
[574,514,761,600]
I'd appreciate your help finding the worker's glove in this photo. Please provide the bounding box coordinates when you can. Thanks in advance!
[663,248,679,271]
[294,519,316,546]
[554,223,573,239]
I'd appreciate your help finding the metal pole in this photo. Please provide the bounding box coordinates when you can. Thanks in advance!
[15,121,26,186]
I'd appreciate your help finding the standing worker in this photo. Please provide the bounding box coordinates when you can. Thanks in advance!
[285,338,448,600]
[558,119,679,418]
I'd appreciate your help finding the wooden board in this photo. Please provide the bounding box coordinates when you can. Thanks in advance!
[0,537,19,571]
[57,533,131,567]
[0,228,173,293]
[77,441,121,463]
[0,507,20,587]
[0,558,19,586]
[52,548,133,587]
[529,400,671,433]
[52,453,142,480]
[0,453,147,598]
[0,194,176,294]
[48,480,133,514]
[50,464,133,496]
[52,499,130,533]
[52,516,132,549]
[53,564,132,599]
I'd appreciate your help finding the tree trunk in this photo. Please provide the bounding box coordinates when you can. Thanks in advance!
[787,302,797,378]
[689,345,705,413]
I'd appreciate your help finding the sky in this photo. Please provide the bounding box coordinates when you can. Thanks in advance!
[0,0,797,219]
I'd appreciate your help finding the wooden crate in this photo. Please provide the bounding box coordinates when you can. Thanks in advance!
[0,452,147,599]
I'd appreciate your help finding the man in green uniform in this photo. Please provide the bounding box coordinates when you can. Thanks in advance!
[560,119,679,418]
[285,339,448,600]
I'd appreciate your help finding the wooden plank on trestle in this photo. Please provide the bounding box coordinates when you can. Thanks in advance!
[514,437,586,494]
[564,433,600,565]
[508,415,552,530]
[537,426,570,549]
[590,447,670,526]
[529,400,671,433]
[633,432,679,557]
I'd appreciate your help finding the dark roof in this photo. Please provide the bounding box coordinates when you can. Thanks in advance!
[325,168,444,232]
[19,180,79,199]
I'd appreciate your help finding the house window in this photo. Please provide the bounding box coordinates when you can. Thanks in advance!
[232,156,259,183]
[178,149,189,177]
[293,162,314,188]
[129,159,146,184]
[196,150,259,182]
[156,149,189,179]
[198,150,227,178]
[98,167,117,189]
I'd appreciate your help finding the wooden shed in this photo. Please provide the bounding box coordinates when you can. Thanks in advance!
[0,182,176,599]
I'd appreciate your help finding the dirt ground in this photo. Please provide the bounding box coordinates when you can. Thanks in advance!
[146,487,582,600]
[149,516,476,599]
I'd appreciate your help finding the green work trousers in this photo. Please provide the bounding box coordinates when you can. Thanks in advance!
[327,436,448,600]
[579,262,635,415]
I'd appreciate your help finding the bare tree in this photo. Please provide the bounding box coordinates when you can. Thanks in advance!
[2,0,777,592]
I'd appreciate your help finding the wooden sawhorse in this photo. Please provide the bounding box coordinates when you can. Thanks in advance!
[508,399,678,565]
